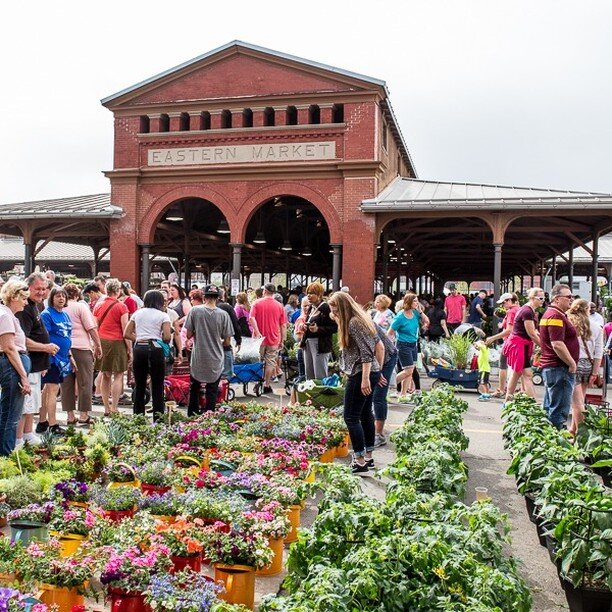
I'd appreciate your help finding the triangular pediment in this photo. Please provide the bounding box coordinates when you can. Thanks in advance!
[103,41,384,108]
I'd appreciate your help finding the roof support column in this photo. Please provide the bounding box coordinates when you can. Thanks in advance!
[568,243,574,290]
[24,241,33,277]
[592,232,599,303]
[230,243,243,295]
[551,255,557,287]
[331,244,342,292]
[140,244,151,294]
[381,241,388,294]
[493,243,503,304]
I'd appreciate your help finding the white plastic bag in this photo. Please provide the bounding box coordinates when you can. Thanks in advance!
[236,336,264,363]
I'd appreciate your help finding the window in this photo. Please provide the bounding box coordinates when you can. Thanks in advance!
[286,106,297,125]
[382,122,388,150]
[332,103,344,123]
[243,108,253,128]
[159,113,169,132]
[139,116,150,134]
[309,105,320,124]
[264,107,275,127]
[221,110,232,129]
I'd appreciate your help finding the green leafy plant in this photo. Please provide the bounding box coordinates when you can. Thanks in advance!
[445,335,472,370]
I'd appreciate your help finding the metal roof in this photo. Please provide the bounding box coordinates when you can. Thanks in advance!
[567,234,612,263]
[101,40,387,106]
[362,177,612,211]
[0,193,122,220]
[0,239,109,262]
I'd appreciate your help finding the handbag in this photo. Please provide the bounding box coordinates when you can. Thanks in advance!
[583,341,603,388]
[155,340,174,364]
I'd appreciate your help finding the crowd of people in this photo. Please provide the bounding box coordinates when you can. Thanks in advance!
[0,270,608,473]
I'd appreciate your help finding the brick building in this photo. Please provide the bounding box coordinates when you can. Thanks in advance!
[102,40,416,301]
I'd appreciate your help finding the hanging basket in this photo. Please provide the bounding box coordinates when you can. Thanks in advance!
[108,463,140,489]
[214,563,255,609]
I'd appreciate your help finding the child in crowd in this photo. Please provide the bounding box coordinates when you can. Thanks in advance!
[475,339,491,401]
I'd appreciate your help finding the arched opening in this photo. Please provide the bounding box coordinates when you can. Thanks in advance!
[242,195,332,290]
[151,197,232,289]
[376,216,493,298]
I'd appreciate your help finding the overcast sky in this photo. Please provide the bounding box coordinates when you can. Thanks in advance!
[2,0,611,204]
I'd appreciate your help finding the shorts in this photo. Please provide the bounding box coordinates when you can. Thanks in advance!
[96,339,128,373]
[23,372,42,414]
[499,353,507,370]
[397,341,418,369]
[575,358,593,385]
[260,344,279,368]
[42,364,65,385]
[479,371,490,385]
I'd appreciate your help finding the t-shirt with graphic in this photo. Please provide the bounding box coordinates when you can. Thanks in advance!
[41,307,72,377]
[539,306,580,369]
[390,310,421,343]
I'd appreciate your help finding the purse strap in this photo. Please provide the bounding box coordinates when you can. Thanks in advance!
[97,299,119,327]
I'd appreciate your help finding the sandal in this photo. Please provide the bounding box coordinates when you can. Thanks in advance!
[66,419,77,426]
[77,416,95,426]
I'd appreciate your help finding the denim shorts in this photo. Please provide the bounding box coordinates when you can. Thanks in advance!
[42,363,64,384]
[397,341,418,369]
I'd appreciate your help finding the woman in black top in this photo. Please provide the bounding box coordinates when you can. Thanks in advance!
[302,282,337,380]
[426,298,450,342]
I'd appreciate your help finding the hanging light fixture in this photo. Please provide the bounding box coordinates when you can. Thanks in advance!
[253,212,266,244]
[217,218,230,234]
[302,247,313,256]
[281,209,292,251]
[273,196,283,207]
[165,205,183,222]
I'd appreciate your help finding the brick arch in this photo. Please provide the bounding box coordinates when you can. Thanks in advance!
[139,184,236,245]
[235,182,342,244]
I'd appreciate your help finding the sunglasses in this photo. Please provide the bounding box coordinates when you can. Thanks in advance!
[559,294,574,299]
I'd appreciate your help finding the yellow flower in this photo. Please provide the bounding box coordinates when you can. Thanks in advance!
[433,566,447,580]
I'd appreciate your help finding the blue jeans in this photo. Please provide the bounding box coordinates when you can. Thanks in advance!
[372,353,398,422]
[343,370,381,457]
[0,353,31,456]
[222,349,233,379]
[542,366,575,429]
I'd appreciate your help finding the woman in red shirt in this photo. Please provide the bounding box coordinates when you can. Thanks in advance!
[93,278,131,415]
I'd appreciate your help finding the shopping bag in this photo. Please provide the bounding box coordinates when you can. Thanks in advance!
[236,336,265,363]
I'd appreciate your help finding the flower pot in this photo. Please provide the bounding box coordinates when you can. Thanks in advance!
[284,504,301,544]
[108,587,152,612]
[0,572,16,585]
[103,508,135,523]
[9,520,48,545]
[151,514,176,524]
[545,533,559,564]
[39,583,86,612]
[304,466,315,483]
[214,563,255,609]
[67,501,89,509]
[534,518,549,548]
[256,536,284,576]
[318,448,335,463]
[524,492,537,524]
[0,516,6,529]
[108,480,140,490]
[171,552,202,574]
[335,434,350,458]
[140,483,171,497]
[560,575,612,612]
[49,531,87,557]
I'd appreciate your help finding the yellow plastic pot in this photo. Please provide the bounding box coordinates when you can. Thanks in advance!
[284,504,301,544]
[256,536,284,576]
[214,563,255,609]
[49,531,87,557]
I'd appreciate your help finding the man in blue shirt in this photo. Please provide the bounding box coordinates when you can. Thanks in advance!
[468,290,487,328]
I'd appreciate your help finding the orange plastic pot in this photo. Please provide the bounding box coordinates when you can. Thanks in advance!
[318,448,335,463]
[256,536,284,576]
[335,433,350,458]
[284,504,301,544]
[214,563,255,609]
[39,583,86,612]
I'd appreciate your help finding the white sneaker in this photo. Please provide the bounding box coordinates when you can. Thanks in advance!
[14,438,24,449]
[23,432,41,445]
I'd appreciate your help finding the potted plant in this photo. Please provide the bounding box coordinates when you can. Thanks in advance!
[20,540,96,612]
[100,543,173,612]
[8,502,54,545]
[138,461,174,496]
[106,462,139,489]
[0,497,10,529]
[183,490,242,525]
[145,571,221,611]
[238,501,291,576]
[206,529,273,609]
[139,491,182,523]
[48,505,97,557]
[92,486,140,523]
[152,517,206,573]
[0,475,45,510]
[0,536,24,583]
[53,479,90,508]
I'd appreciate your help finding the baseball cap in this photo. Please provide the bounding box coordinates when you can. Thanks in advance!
[497,292,514,304]
[448,283,456,290]
[203,284,220,297]
[263,283,276,293]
